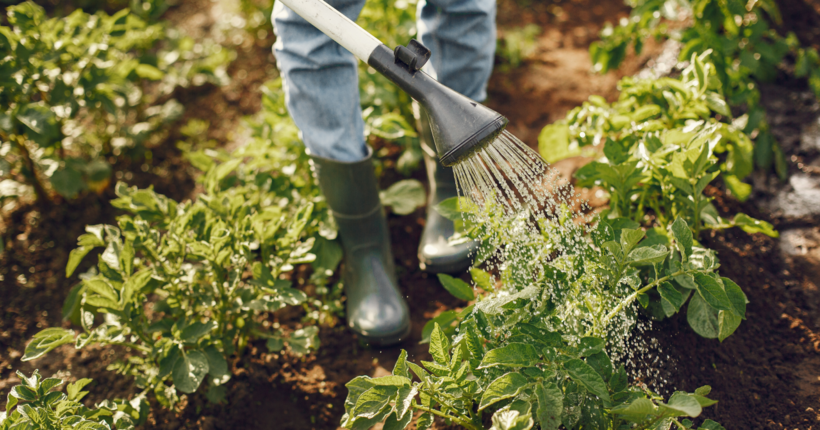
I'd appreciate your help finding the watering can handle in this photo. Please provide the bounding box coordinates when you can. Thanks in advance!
[277,0,383,62]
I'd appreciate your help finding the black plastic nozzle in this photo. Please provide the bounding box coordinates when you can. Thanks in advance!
[367,41,509,167]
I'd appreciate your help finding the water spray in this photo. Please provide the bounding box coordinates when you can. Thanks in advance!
[277,0,509,167]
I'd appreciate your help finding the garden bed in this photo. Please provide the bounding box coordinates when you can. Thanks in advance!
[1,0,819,429]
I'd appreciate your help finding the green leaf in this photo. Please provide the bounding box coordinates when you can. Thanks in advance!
[392,350,410,379]
[586,352,613,382]
[539,123,579,163]
[699,419,726,430]
[704,92,730,116]
[732,213,778,237]
[420,310,458,344]
[135,64,164,80]
[180,321,216,343]
[717,310,742,342]
[721,277,747,319]
[612,397,656,418]
[394,385,417,420]
[479,372,529,411]
[609,365,628,392]
[437,274,475,301]
[434,197,463,221]
[687,293,719,339]
[630,104,661,122]
[470,268,493,290]
[563,359,611,403]
[50,167,86,199]
[628,245,668,266]
[535,381,563,430]
[490,408,534,430]
[383,409,413,430]
[311,237,343,272]
[669,217,693,258]
[723,175,752,202]
[661,392,702,417]
[203,346,229,380]
[352,386,397,419]
[369,375,411,387]
[478,343,541,369]
[172,350,209,393]
[693,274,733,311]
[429,323,450,365]
[66,378,92,402]
[17,102,60,147]
[289,326,319,355]
[23,328,75,361]
[206,384,227,404]
[380,180,425,215]
[658,282,686,315]
[620,229,644,254]
[266,337,284,352]
[66,246,94,278]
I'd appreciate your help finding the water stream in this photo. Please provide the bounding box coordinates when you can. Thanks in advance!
[452,129,671,392]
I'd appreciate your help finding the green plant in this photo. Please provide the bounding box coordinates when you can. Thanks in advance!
[590,0,818,179]
[539,52,777,238]
[497,24,541,70]
[22,178,323,408]
[0,2,163,204]
[0,370,146,429]
[0,2,234,207]
[342,207,737,429]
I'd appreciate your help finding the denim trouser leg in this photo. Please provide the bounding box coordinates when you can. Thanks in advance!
[417,0,496,102]
[272,0,496,162]
[272,0,368,162]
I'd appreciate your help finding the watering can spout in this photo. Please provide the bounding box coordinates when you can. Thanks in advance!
[368,43,508,167]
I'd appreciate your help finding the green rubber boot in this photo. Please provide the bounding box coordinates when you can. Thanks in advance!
[416,104,478,273]
[309,147,411,345]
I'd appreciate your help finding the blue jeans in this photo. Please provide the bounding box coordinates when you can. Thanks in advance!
[272,0,497,162]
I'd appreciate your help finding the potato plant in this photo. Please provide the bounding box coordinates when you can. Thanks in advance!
[0,2,232,206]
[22,178,321,407]
[1,370,145,430]
[342,210,737,429]
[590,0,818,178]
[540,52,777,238]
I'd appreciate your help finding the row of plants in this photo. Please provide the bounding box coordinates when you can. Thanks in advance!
[339,51,771,429]
[590,0,819,180]
[5,76,426,427]
[0,1,232,208]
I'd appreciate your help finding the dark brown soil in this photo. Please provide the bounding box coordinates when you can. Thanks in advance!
[2,0,820,429]
[635,186,820,429]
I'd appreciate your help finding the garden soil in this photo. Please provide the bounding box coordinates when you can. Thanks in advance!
[1,0,820,429]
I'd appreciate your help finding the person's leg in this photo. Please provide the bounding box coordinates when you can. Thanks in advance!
[272,1,410,345]
[417,0,496,102]
[415,0,496,272]
[272,0,367,162]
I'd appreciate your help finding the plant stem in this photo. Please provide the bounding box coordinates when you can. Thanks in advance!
[108,340,151,354]
[12,136,51,207]
[601,268,698,325]
[413,404,479,430]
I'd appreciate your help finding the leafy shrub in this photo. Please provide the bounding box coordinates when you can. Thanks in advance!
[590,0,818,179]
[497,24,541,70]
[20,75,426,410]
[0,370,146,429]
[342,208,737,429]
[539,52,777,237]
[22,178,321,407]
[0,2,233,207]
